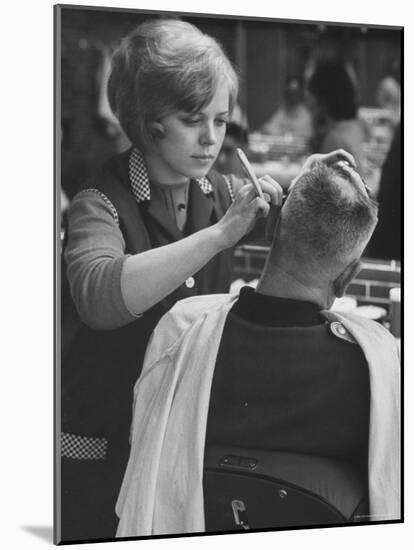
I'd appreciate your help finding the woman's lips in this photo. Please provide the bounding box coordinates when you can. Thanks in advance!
[192,154,215,160]
[192,154,215,165]
[193,155,215,166]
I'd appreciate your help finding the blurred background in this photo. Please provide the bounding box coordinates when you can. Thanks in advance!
[58,6,402,334]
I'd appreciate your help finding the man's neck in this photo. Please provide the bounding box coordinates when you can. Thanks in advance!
[256,265,332,310]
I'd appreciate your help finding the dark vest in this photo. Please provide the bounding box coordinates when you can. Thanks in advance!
[60,149,234,446]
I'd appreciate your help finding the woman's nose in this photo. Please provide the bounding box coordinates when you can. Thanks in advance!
[200,122,217,145]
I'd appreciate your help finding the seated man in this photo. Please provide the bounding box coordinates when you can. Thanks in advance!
[116,157,400,537]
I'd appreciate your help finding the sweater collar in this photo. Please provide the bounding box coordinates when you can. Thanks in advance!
[128,148,213,204]
[232,286,324,327]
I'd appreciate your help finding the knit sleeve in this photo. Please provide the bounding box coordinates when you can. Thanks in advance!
[64,190,140,330]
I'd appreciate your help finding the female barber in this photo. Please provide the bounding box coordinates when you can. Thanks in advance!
[60,18,283,541]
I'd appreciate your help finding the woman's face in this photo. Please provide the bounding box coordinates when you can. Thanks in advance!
[146,84,230,183]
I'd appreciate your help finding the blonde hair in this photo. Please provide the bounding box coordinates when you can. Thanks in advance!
[108,19,239,151]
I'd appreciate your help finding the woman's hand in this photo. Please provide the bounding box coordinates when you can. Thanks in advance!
[217,176,283,248]
[257,174,284,206]
[289,149,357,190]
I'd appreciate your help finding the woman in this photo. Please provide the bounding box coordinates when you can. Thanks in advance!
[60,19,282,541]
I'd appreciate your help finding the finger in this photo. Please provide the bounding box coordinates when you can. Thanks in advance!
[336,162,356,177]
[258,176,284,206]
[260,174,284,196]
[252,196,270,218]
[236,182,255,200]
[302,153,320,171]
[324,149,357,169]
[241,176,259,191]
[334,162,370,194]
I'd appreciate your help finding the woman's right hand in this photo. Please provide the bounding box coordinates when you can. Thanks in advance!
[216,183,270,248]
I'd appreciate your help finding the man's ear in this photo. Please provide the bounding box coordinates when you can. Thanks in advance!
[149,122,165,140]
[333,260,361,298]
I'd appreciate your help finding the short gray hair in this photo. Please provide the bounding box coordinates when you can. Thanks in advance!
[276,162,378,267]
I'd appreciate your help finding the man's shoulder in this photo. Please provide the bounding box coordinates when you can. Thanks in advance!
[326,308,385,333]
[325,309,399,357]
[168,293,238,323]
[144,294,239,367]
[154,293,236,342]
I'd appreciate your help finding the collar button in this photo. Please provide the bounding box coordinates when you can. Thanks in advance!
[185,276,195,289]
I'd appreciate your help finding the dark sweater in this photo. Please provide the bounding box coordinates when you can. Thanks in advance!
[205,286,370,478]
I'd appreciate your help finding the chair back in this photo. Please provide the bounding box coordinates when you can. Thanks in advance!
[204,445,368,531]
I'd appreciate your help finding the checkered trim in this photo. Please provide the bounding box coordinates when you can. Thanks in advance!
[223,175,235,202]
[197,176,213,195]
[76,189,119,226]
[61,432,108,461]
[129,148,151,202]
[128,148,212,204]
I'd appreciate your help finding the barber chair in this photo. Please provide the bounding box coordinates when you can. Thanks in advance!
[204,446,368,531]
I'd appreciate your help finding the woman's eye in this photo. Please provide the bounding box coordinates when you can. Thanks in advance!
[216,119,229,127]
[182,117,201,125]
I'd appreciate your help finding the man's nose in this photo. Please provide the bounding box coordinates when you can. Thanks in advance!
[200,122,217,145]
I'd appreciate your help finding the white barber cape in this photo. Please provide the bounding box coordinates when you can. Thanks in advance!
[116,293,401,537]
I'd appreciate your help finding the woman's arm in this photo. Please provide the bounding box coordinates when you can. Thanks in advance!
[65,182,280,329]
[64,191,136,330]
[121,182,279,315]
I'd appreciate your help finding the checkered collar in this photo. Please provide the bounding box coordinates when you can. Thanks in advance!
[128,148,213,203]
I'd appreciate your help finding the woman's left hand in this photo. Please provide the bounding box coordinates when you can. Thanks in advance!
[257,175,284,207]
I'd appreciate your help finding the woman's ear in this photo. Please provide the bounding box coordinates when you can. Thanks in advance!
[333,260,361,298]
[149,122,165,140]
